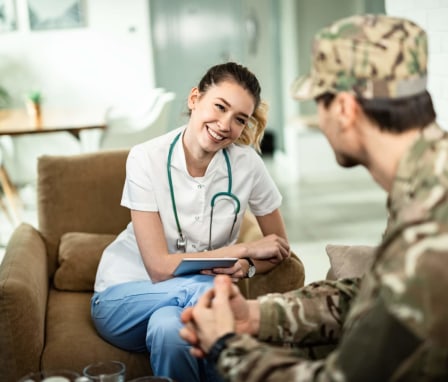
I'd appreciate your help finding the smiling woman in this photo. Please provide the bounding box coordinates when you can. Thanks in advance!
[90,61,299,382]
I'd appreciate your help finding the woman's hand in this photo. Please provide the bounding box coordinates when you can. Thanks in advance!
[244,233,290,263]
[201,259,249,282]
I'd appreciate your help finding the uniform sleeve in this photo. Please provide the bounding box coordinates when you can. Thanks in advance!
[121,146,158,211]
[217,297,423,382]
[247,151,282,216]
[216,271,428,381]
[257,278,360,345]
[215,278,361,382]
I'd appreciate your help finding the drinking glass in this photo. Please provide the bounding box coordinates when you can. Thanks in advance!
[83,361,126,382]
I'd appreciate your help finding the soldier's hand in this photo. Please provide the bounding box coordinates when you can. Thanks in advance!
[180,275,236,355]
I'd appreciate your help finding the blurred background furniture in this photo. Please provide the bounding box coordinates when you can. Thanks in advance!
[98,90,176,150]
[0,107,106,139]
[0,107,107,222]
[0,148,20,225]
[0,149,305,381]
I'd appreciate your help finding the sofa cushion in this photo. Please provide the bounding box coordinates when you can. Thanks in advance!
[54,232,116,291]
[42,289,151,377]
[325,244,376,280]
[38,151,131,278]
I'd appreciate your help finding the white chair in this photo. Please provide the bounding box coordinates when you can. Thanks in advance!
[105,87,165,121]
[99,90,176,150]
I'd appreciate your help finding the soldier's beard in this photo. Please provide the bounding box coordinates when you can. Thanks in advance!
[335,152,360,168]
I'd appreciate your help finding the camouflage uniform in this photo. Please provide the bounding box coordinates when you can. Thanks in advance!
[214,15,448,382]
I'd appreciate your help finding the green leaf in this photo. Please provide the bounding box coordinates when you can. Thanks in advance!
[28,90,42,103]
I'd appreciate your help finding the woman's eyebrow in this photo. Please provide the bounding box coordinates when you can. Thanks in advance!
[216,97,250,119]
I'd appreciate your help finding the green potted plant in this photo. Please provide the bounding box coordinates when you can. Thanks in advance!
[25,90,42,118]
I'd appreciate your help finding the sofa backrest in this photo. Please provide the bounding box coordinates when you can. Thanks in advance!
[38,150,131,276]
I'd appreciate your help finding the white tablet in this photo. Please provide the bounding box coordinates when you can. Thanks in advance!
[173,258,238,276]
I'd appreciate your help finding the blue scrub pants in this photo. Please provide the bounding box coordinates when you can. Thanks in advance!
[90,274,222,382]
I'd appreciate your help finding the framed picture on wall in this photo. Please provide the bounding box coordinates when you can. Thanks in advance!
[27,0,86,31]
[0,0,17,32]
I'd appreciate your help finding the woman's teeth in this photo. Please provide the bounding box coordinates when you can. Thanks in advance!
[208,128,223,141]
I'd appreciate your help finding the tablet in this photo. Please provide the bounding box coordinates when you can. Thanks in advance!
[173,258,238,276]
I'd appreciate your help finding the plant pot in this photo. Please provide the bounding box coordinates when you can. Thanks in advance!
[25,100,42,119]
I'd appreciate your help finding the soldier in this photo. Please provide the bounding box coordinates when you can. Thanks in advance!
[179,14,448,381]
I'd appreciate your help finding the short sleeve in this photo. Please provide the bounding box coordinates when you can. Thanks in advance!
[121,146,158,211]
[248,152,282,216]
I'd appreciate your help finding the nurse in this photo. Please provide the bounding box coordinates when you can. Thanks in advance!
[91,62,291,381]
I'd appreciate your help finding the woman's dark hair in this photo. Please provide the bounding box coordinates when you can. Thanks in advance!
[196,62,268,152]
[198,62,261,109]
[315,91,436,133]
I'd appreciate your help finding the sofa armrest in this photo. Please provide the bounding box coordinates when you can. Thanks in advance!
[238,251,305,299]
[0,223,49,381]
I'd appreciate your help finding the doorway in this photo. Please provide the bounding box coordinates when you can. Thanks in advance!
[148,0,284,152]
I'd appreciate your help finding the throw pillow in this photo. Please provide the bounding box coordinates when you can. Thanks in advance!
[54,232,116,291]
[325,244,376,280]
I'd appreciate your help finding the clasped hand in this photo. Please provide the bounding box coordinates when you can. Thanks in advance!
[179,275,258,357]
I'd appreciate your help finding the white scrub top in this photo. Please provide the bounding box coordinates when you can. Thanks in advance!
[94,126,282,292]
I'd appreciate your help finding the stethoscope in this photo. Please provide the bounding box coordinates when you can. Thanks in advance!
[167,131,240,252]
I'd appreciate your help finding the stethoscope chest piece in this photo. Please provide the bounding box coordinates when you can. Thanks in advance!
[176,235,187,252]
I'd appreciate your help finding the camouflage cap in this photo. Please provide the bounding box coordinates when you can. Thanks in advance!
[291,14,428,100]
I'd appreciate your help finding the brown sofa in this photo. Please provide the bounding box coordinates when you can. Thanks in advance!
[0,149,305,381]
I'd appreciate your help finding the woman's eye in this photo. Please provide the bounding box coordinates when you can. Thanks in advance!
[236,118,246,126]
[215,103,225,111]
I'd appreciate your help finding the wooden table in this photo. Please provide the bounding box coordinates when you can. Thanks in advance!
[0,107,106,225]
[0,107,106,138]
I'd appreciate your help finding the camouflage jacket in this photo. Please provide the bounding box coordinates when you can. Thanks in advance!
[216,123,448,381]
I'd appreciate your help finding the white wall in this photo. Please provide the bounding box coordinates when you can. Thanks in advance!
[277,0,385,184]
[386,0,448,129]
[0,0,156,185]
[0,0,155,110]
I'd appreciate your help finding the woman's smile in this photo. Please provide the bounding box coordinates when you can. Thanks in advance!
[206,125,226,142]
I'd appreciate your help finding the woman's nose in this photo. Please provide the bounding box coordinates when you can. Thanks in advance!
[218,115,232,131]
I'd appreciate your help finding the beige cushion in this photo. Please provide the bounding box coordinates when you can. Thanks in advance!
[54,232,116,291]
[325,244,376,280]
[38,151,130,278]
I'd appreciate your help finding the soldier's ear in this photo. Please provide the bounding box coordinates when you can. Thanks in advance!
[335,92,359,131]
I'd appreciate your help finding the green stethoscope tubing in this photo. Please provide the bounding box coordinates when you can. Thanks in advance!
[167,131,241,251]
